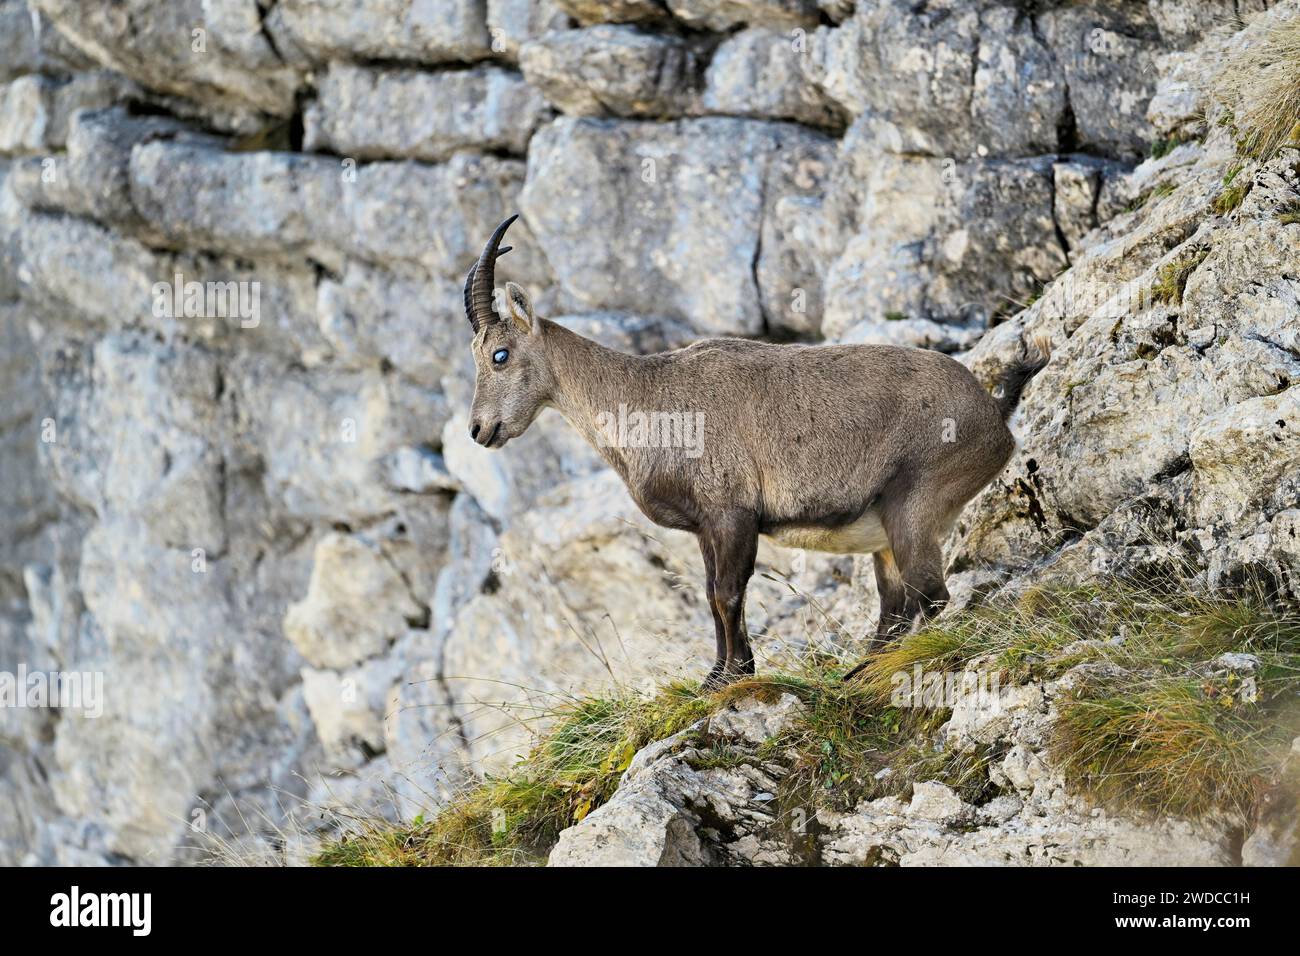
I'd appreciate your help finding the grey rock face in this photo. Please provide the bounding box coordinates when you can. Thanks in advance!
[487,0,572,60]
[1036,2,1164,159]
[522,116,834,335]
[0,71,136,154]
[812,2,1066,159]
[703,27,845,131]
[276,0,492,66]
[666,0,819,31]
[555,0,668,25]
[305,64,550,161]
[520,26,704,118]
[821,147,1068,334]
[0,0,1296,867]
[33,0,301,125]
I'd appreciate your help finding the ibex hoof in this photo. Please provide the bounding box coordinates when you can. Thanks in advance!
[701,666,727,692]
[701,663,753,692]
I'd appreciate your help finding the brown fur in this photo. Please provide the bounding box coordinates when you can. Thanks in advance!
[466,226,1047,687]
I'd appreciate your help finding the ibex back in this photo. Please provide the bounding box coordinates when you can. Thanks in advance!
[463,216,1048,688]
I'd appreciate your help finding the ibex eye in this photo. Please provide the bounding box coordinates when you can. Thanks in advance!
[492,349,509,365]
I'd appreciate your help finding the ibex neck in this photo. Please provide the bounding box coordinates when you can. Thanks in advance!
[541,319,651,460]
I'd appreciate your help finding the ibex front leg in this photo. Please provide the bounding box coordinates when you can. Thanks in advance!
[698,536,727,690]
[702,511,758,686]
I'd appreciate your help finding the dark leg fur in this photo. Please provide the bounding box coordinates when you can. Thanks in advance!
[699,536,728,690]
[700,511,758,686]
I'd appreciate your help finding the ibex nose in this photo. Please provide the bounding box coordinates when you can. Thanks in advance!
[470,420,500,447]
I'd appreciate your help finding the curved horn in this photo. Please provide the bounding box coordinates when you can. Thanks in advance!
[466,214,519,332]
[463,244,512,332]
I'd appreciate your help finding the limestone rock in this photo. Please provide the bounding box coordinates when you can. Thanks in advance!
[283,532,426,670]
[665,0,819,32]
[0,71,136,154]
[33,0,301,125]
[305,64,550,161]
[301,655,403,758]
[275,0,491,66]
[702,27,844,130]
[548,693,805,866]
[487,0,572,60]
[554,0,667,25]
[812,2,1065,159]
[522,116,833,335]
[1242,737,1300,866]
[1037,2,1165,158]
[821,147,1067,335]
[519,25,703,118]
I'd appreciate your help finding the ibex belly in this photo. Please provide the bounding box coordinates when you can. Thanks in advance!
[764,509,889,555]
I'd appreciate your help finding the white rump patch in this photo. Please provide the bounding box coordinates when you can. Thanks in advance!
[764,509,890,555]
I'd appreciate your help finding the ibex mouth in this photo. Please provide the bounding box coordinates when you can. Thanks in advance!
[485,421,505,448]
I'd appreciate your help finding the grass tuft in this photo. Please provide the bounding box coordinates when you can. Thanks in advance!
[1212,178,1252,216]
[1214,13,1300,160]
[1150,135,1185,160]
[1150,250,1209,306]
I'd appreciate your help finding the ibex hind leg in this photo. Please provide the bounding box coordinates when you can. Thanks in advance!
[703,511,759,687]
[870,548,911,647]
[844,505,950,682]
[843,549,907,681]
[882,506,950,633]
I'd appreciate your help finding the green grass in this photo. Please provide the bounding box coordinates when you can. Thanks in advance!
[1280,201,1300,225]
[314,581,1300,865]
[1150,135,1185,160]
[1150,250,1209,306]
[314,681,717,865]
[1212,178,1251,215]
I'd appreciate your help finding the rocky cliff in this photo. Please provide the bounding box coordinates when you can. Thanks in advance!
[0,0,1297,865]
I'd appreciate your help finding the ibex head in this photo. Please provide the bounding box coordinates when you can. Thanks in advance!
[464,215,551,449]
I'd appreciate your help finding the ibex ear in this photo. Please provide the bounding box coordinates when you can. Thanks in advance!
[504,281,538,335]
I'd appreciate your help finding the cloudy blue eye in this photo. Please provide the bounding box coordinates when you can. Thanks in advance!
[492,348,509,365]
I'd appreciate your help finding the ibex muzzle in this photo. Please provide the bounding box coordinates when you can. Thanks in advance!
[465,216,1048,688]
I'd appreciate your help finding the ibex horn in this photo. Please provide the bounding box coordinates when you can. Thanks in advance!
[464,214,518,332]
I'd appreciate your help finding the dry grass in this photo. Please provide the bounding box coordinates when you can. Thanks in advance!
[1150,250,1209,306]
[1215,12,1300,160]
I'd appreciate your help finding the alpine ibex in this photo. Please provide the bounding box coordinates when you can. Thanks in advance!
[464,216,1048,688]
